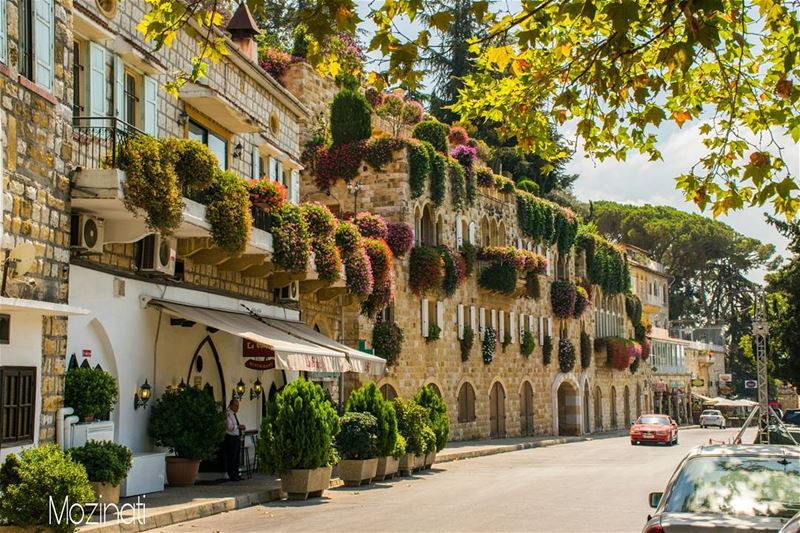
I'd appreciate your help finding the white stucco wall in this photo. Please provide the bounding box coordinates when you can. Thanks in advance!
[67,266,299,453]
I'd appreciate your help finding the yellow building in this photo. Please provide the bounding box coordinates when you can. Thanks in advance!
[625,245,670,329]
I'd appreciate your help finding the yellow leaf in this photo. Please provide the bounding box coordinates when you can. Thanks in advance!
[486,45,514,71]
[328,59,341,78]
[673,111,692,128]
[511,58,531,76]
[429,11,453,31]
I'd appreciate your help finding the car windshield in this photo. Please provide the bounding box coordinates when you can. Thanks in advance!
[637,416,669,425]
[702,410,721,416]
[664,455,800,518]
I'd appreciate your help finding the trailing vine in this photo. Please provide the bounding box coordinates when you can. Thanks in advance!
[558,338,576,373]
[205,170,252,253]
[372,321,404,366]
[409,245,444,295]
[580,331,592,369]
[429,150,447,207]
[521,329,535,358]
[576,226,631,295]
[407,140,430,198]
[482,326,497,364]
[542,335,553,366]
[447,158,466,209]
[460,325,474,361]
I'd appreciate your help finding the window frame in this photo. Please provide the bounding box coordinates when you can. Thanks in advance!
[0,366,37,447]
[123,68,141,129]
[72,39,85,120]
[18,0,33,81]
[187,119,228,170]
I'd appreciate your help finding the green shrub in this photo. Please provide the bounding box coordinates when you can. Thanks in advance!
[330,89,372,146]
[580,331,593,369]
[543,335,553,366]
[291,25,309,58]
[460,325,475,361]
[170,138,218,192]
[148,386,225,460]
[393,398,435,456]
[427,323,442,342]
[502,330,512,350]
[336,412,378,460]
[371,321,404,366]
[0,445,94,532]
[406,140,430,198]
[119,134,183,234]
[69,441,133,486]
[412,120,449,153]
[206,170,252,253]
[516,179,540,195]
[258,379,340,474]
[429,150,447,207]
[478,263,517,294]
[392,434,407,459]
[521,329,536,358]
[64,367,118,421]
[460,242,477,276]
[414,385,450,452]
[345,382,399,457]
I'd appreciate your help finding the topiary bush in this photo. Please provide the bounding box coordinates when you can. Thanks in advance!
[516,179,540,195]
[148,386,225,460]
[551,280,577,319]
[580,331,592,369]
[460,325,474,361]
[411,120,449,153]
[336,412,378,460]
[392,434,407,459]
[414,385,449,452]
[330,89,372,147]
[521,329,536,358]
[386,221,414,257]
[482,326,497,364]
[64,367,118,421]
[258,379,340,474]
[478,263,517,295]
[69,441,133,486]
[272,203,311,272]
[543,335,553,366]
[372,321,404,366]
[0,445,94,532]
[558,338,576,373]
[345,382,398,458]
[206,170,252,253]
[409,245,444,295]
[393,398,435,456]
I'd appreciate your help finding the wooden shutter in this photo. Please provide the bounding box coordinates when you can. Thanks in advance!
[0,367,36,444]
[457,304,464,340]
[33,0,54,91]
[290,169,300,204]
[479,308,486,340]
[519,313,526,339]
[456,218,463,248]
[276,160,284,185]
[468,384,475,422]
[421,299,429,337]
[468,222,476,245]
[539,317,545,344]
[113,55,124,121]
[436,301,445,331]
[491,309,497,331]
[143,76,158,136]
[0,0,7,64]
[498,311,505,342]
[252,146,259,179]
[88,43,106,121]
[510,312,516,343]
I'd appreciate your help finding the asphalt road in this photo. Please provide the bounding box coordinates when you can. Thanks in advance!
[161,427,755,533]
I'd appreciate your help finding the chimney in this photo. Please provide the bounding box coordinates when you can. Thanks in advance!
[226,3,260,62]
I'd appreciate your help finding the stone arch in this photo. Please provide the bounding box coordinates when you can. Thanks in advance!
[610,385,618,429]
[594,386,603,431]
[435,213,444,246]
[579,372,592,434]
[423,378,445,398]
[488,378,507,438]
[489,218,498,246]
[413,205,422,246]
[480,215,491,247]
[519,379,535,436]
[551,373,581,436]
[377,376,402,401]
[420,203,436,246]
[497,220,507,246]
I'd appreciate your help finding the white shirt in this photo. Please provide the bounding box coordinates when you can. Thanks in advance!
[226,409,240,437]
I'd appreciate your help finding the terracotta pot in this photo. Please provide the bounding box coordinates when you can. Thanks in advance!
[165,457,201,487]
[424,451,437,469]
[281,466,332,500]
[375,456,399,481]
[414,454,425,470]
[338,458,378,487]
[89,481,121,505]
[398,452,414,476]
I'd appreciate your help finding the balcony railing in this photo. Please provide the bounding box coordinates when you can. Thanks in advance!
[251,204,271,232]
[73,117,145,170]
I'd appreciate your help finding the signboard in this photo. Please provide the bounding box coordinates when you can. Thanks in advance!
[653,382,667,392]
[243,339,274,358]
[244,358,275,371]
[691,379,705,387]
[82,349,92,358]
[744,380,758,389]
[718,373,733,383]
[309,372,339,382]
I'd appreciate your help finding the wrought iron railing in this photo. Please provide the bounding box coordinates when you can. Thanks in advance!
[251,204,271,232]
[72,117,145,170]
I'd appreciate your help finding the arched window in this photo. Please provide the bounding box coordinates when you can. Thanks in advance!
[380,384,398,401]
[468,221,477,245]
[457,382,476,423]
[427,383,442,397]
[421,204,436,246]
[497,221,507,246]
[481,217,491,247]
[435,214,444,246]
[490,219,498,246]
[413,206,422,246]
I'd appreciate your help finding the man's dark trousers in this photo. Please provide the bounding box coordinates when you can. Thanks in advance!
[224,434,240,481]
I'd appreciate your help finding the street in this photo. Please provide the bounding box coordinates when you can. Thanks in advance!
[161,427,754,533]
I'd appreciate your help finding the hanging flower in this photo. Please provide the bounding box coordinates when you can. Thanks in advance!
[335,220,363,258]
[573,286,590,318]
[448,126,469,146]
[386,221,414,257]
[314,140,366,191]
[558,339,576,373]
[482,326,497,364]
[343,246,373,298]
[247,179,286,212]
[372,322,404,365]
[449,144,477,169]
[312,239,342,283]
[302,202,337,240]
[551,280,577,319]
[353,212,388,240]
[409,245,444,295]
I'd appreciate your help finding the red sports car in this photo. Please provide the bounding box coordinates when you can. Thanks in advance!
[630,414,678,446]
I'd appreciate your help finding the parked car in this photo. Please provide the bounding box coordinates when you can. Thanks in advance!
[643,445,800,532]
[631,414,679,446]
[783,409,800,426]
[699,409,727,429]
[780,513,800,533]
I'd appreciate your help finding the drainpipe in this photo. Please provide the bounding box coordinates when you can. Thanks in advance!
[56,407,78,450]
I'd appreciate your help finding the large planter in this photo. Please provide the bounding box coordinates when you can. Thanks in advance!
[90,481,121,505]
[414,454,425,471]
[398,453,415,477]
[338,458,379,487]
[375,456,399,481]
[424,451,437,469]
[281,466,332,500]
[165,457,201,487]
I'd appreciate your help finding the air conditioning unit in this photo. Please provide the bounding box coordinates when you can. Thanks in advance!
[139,234,176,276]
[277,280,300,303]
[70,214,104,254]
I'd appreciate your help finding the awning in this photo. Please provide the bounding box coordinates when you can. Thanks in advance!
[263,317,386,377]
[148,299,350,373]
[0,297,89,316]
[692,392,714,402]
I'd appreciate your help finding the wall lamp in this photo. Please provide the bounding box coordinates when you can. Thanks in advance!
[234,378,247,400]
[178,378,188,392]
[250,377,263,401]
[178,110,189,126]
[134,379,152,410]
[232,142,243,159]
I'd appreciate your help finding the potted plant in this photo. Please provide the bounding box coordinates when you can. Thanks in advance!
[414,385,450,469]
[69,441,133,505]
[258,379,340,500]
[148,386,225,487]
[336,412,379,487]
[344,383,400,481]
[64,367,118,423]
[393,398,435,476]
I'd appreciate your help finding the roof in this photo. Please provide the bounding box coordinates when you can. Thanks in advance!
[226,3,259,38]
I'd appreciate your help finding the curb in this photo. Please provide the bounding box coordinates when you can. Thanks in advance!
[436,436,579,463]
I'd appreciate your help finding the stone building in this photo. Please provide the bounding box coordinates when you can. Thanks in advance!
[283,64,654,441]
[0,0,88,461]
[626,244,669,329]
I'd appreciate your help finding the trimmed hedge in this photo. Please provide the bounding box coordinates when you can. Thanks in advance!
[412,120,449,153]
[331,89,372,146]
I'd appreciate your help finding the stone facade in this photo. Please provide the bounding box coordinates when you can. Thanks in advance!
[1,0,74,444]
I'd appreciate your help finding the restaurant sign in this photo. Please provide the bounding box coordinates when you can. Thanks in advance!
[243,339,275,370]
[309,371,339,382]
[244,358,275,370]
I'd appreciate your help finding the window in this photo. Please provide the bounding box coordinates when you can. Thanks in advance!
[19,0,54,91]
[457,382,476,423]
[0,0,7,64]
[72,40,85,119]
[19,0,33,80]
[188,120,227,169]
[0,314,9,344]
[1,367,36,446]
[124,70,139,127]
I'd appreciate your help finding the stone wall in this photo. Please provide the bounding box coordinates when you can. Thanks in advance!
[0,0,74,443]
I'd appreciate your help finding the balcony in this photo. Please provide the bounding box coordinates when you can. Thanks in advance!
[70,118,332,292]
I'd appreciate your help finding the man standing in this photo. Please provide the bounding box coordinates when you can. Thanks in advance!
[225,399,245,481]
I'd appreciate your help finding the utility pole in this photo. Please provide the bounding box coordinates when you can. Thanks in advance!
[753,288,770,444]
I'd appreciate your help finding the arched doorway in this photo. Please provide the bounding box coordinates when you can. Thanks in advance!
[380,383,398,401]
[426,382,442,397]
[636,384,642,418]
[489,381,506,438]
[623,386,631,427]
[556,381,580,436]
[520,381,534,436]
[594,386,603,431]
[583,384,591,434]
[457,382,476,423]
[610,386,618,429]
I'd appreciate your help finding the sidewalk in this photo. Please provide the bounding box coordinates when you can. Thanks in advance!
[79,429,630,533]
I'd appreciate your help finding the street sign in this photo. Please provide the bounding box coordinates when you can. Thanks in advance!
[719,373,733,383]
[691,379,704,387]
[744,380,758,389]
